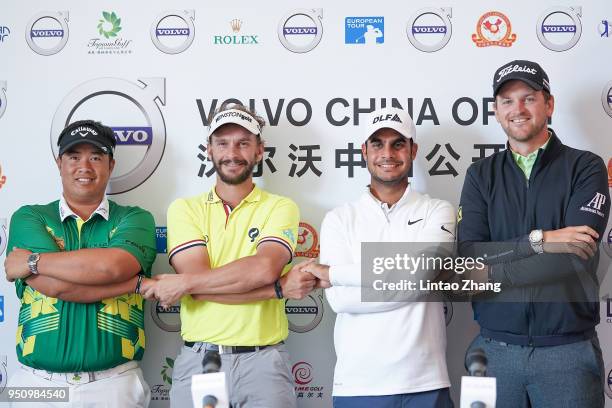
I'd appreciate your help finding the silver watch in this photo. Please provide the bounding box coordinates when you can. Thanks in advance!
[529,229,544,254]
[27,253,41,275]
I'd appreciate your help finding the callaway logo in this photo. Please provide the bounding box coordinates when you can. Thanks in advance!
[70,126,98,136]
[496,64,537,83]
[372,113,402,125]
[407,218,422,225]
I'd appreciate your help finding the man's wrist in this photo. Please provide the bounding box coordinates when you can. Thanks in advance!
[134,273,144,294]
[273,279,284,299]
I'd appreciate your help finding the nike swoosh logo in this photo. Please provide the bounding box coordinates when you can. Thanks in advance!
[407,219,423,225]
[441,225,455,237]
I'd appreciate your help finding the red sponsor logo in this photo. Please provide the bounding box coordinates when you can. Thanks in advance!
[0,164,6,190]
[295,222,320,258]
[472,11,517,47]
[292,361,313,385]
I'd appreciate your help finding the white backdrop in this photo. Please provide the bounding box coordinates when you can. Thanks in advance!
[1,1,611,406]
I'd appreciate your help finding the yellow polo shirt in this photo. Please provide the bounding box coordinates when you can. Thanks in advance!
[167,185,299,345]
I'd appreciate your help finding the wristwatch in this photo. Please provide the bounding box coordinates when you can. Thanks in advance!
[27,253,41,275]
[529,229,544,254]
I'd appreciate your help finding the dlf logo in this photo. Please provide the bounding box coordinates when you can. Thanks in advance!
[587,192,607,211]
[373,114,401,124]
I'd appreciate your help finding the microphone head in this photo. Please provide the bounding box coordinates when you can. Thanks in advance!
[202,350,222,374]
[202,394,218,408]
[465,348,488,377]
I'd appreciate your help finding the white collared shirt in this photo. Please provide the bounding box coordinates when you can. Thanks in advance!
[59,195,110,222]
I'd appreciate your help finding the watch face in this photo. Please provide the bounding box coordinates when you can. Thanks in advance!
[28,253,39,264]
[530,230,543,243]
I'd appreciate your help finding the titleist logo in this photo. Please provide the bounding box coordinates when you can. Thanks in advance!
[496,64,537,83]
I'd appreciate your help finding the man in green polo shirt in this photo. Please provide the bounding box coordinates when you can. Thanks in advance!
[3,120,156,407]
[142,103,318,408]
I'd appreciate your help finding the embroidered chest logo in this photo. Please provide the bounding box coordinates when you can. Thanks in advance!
[248,227,260,242]
[45,226,65,250]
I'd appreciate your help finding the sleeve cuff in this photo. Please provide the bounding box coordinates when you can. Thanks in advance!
[329,264,361,287]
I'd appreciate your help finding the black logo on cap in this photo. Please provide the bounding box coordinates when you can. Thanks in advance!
[372,113,402,125]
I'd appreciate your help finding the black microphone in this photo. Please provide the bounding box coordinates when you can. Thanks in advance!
[465,348,487,377]
[202,350,221,374]
[470,402,486,408]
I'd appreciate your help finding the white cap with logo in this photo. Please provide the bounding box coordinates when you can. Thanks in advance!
[364,107,416,142]
[208,108,262,138]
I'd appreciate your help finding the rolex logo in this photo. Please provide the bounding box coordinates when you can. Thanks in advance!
[230,19,242,33]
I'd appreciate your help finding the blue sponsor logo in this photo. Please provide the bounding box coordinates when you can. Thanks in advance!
[542,24,576,33]
[112,127,153,145]
[0,296,3,322]
[345,17,384,44]
[0,26,9,42]
[156,28,189,36]
[156,226,167,253]
[31,29,64,37]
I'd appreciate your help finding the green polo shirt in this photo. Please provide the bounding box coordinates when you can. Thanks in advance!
[511,138,550,180]
[8,199,156,372]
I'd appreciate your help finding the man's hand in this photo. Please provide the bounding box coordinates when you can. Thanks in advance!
[139,277,157,300]
[280,259,318,300]
[543,226,599,260]
[4,248,33,282]
[144,274,190,307]
[302,262,330,281]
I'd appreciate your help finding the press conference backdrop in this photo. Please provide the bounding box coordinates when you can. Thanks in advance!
[0,0,611,406]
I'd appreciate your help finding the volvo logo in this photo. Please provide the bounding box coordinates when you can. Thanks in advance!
[150,300,181,332]
[51,77,166,194]
[25,11,69,55]
[150,10,195,54]
[536,6,582,52]
[602,81,612,119]
[0,81,6,119]
[278,9,323,53]
[285,291,324,333]
[0,219,7,257]
[407,8,452,53]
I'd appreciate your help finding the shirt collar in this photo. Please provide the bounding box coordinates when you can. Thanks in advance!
[365,183,412,212]
[59,195,109,222]
[205,184,262,204]
[509,130,552,161]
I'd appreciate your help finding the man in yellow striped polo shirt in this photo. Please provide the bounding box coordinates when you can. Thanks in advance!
[142,103,318,408]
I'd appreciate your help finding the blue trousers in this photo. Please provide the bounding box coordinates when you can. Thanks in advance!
[467,334,604,408]
[333,388,453,408]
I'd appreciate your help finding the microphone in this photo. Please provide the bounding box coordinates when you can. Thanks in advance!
[202,350,221,374]
[192,350,229,408]
[460,348,496,407]
[202,395,218,408]
[465,348,487,377]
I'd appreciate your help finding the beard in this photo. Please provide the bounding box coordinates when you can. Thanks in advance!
[367,160,411,186]
[503,118,548,144]
[212,157,257,185]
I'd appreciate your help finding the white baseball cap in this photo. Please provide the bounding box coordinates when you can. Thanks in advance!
[364,107,416,142]
[208,108,262,138]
